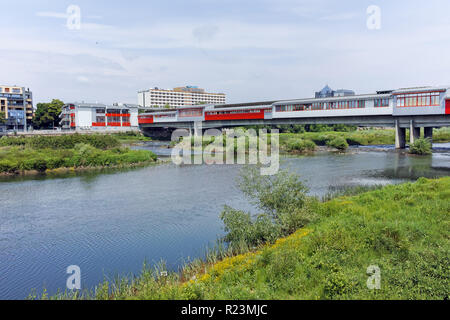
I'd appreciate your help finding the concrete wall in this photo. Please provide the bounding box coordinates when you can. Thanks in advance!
[77,108,93,127]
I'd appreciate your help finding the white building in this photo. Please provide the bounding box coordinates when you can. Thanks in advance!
[138,86,226,108]
[60,103,139,131]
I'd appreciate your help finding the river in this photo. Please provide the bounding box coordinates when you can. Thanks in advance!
[0,142,449,299]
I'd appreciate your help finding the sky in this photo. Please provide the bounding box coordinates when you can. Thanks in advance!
[1,0,450,105]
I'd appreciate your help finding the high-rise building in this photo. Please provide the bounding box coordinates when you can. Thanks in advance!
[0,85,34,131]
[138,86,226,108]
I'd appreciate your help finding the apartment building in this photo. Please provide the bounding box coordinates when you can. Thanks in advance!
[60,102,139,131]
[138,86,226,108]
[0,85,33,131]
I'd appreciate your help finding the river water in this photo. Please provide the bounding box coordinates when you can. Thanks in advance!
[0,142,449,299]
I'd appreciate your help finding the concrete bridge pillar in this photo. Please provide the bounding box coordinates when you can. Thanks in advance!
[409,120,420,144]
[190,122,202,137]
[395,119,406,149]
[424,127,433,143]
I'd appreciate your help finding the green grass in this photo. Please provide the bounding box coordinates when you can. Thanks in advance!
[171,128,450,155]
[0,134,157,174]
[279,129,396,147]
[434,127,450,142]
[112,131,152,143]
[44,177,450,300]
[0,133,120,149]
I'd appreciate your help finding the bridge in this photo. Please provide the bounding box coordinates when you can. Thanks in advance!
[139,85,450,149]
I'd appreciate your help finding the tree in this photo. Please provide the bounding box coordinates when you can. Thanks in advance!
[0,111,5,125]
[32,99,64,129]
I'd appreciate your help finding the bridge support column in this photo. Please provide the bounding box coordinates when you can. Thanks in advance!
[395,120,406,149]
[409,120,420,144]
[424,127,433,143]
[190,122,202,137]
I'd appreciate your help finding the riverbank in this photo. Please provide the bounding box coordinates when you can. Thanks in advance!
[43,176,449,300]
[174,127,450,154]
[0,134,157,176]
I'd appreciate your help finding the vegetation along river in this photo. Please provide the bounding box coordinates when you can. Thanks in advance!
[0,141,449,299]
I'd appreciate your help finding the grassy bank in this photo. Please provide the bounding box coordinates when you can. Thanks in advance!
[0,134,157,175]
[175,128,450,154]
[281,127,449,148]
[111,131,152,144]
[44,176,449,300]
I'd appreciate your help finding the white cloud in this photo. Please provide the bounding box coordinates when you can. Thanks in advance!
[5,2,450,105]
[319,12,360,21]
[76,76,90,83]
[36,11,68,19]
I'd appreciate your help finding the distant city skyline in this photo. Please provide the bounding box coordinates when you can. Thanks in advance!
[1,0,450,106]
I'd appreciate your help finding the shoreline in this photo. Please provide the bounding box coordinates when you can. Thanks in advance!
[0,159,162,177]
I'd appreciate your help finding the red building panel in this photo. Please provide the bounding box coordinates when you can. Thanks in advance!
[138,115,154,124]
[446,99,450,115]
[205,109,265,121]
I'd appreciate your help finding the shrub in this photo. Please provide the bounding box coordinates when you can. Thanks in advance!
[285,139,316,153]
[0,160,18,173]
[219,166,318,251]
[409,138,432,155]
[0,134,120,150]
[326,137,349,151]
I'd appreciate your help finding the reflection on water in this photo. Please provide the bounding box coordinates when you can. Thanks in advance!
[0,142,449,299]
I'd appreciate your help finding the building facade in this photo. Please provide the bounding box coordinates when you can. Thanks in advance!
[138,86,226,108]
[60,103,139,131]
[315,85,355,98]
[0,85,33,131]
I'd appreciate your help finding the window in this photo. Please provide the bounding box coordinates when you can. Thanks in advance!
[396,92,441,107]
[374,98,389,107]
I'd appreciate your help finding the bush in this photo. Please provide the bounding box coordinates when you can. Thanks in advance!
[219,166,319,251]
[409,138,432,155]
[326,137,349,151]
[0,134,120,150]
[0,160,18,173]
[285,139,316,153]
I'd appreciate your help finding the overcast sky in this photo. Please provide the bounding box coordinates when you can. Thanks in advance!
[1,0,450,105]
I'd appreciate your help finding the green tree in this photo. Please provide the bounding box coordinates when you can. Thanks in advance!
[0,111,6,124]
[32,99,64,129]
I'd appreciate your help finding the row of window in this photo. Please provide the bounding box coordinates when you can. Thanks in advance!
[154,114,176,118]
[206,109,265,115]
[275,100,367,112]
[179,108,204,117]
[107,115,122,123]
[374,98,390,107]
[396,92,440,107]
[0,88,21,93]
